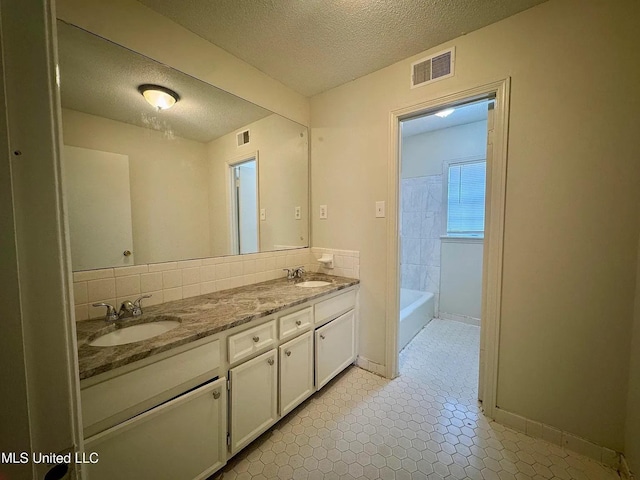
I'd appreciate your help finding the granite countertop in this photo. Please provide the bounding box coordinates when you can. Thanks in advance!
[76,273,359,380]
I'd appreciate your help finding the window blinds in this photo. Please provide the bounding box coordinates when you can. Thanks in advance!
[447,161,486,234]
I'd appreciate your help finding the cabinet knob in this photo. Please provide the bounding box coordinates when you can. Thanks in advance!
[285,350,292,357]
[295,320,302,326]
[267,358,274,366]
[253,336,260,343]
[212,390,221,400]
[123,250,132,257]
[320,334,326,340]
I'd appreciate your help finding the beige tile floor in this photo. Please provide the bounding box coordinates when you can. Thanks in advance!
[217,319,620,479]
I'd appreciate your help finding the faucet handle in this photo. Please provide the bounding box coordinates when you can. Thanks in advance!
[283,268,294,280]
[132,294,152,316]
[92,302,118,322]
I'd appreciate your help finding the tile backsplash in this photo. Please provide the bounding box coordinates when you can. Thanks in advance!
[73,247,360,321]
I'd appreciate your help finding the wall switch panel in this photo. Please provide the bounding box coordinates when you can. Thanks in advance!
[375,201,386,218]
[319,205,328,219]
[260,208,266,221]
[295,206,301,220]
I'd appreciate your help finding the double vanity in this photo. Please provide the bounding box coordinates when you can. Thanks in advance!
[75,273,359,480]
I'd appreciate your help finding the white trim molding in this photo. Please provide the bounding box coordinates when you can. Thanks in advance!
[385,78,511,424]
[621,455,635,480]
[439,311,480,327]
[493,407,622,471]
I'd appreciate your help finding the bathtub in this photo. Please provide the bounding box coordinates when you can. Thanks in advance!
[398,289,435,352]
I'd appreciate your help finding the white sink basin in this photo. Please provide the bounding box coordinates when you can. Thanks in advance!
[296,281,331,288]
[89,320,180,347]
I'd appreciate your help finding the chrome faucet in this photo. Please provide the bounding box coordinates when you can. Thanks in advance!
[283,266,305,280]
[92,294,152,322]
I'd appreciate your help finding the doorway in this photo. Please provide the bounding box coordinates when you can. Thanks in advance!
[397,99,491,405]
[386,79,511,419]
[229,158,259,255]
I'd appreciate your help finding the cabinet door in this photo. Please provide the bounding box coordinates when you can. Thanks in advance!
[84,377,227,480]
[315,310,356,390]
[279,331,314,416]
[229,349,278,454]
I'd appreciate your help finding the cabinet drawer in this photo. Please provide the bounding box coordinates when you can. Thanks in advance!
[84,377,227,480]
[279,307,313,340]
[314,289,356,325]
[82,339,220,437]
[315,310,356,390]
[228,320,277,364]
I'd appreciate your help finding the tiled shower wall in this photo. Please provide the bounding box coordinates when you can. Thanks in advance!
[400,175,442,310]
[73,247,360,321]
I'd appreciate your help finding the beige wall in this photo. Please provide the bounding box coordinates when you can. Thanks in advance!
[62,109,212,265]
[626,233,640,473]
[56,0,309,126]
[207,114,309,256]
[402,121,487,178]
[310,0,640,451]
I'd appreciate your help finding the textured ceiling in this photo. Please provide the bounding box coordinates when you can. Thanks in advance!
[138,0,548,97]
[402,100,488,137]
[57,21,271,143]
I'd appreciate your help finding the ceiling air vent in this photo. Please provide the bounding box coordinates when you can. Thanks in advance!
[411,47,455,88]
[237,129,250,147]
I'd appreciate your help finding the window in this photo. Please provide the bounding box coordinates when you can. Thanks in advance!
[445,159,486,236]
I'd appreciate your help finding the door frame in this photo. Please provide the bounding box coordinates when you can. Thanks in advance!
[226,151,260,255]
[385,78,510,419]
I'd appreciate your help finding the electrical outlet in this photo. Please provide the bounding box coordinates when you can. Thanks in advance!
[375,201,385,218]
[319,205,328,219]
[295,206,301,220]
[260,208,266,221]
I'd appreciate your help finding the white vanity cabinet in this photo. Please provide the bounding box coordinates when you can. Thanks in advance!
[229,349,278,454]
[315,309,356,390]
[84,377,227,480]
[279,330,314,416]
[80,284,359,480]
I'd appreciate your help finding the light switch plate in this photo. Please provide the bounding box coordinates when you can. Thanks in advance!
[319,205,328,219]
[260,208,266,221]
[375,201,386,218]
[295,206,301,220]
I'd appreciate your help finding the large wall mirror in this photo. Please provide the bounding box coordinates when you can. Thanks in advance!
[57,20,309,271]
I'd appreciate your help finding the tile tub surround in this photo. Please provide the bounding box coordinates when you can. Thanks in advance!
[75,273,359,380]
[400,175,442,312]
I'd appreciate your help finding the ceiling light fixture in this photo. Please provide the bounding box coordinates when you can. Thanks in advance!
[435,108,455,118]
[138,84,180,111]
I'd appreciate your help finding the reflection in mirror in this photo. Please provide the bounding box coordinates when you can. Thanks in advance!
[57,21,309,271]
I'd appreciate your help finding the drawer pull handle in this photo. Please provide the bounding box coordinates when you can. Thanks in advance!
[253,336,260,343]
[285,350,292,357]
[213,390,221,400]
[295,320,302,326]
[267,358,274,366]
[320,334,326,340]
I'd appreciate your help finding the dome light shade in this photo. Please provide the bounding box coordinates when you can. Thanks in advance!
[138,84,179,110]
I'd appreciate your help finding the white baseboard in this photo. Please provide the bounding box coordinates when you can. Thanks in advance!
[621,455,635,479]
[493,407,621,469]
[356,355,386,377]
[439,311,481,326]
